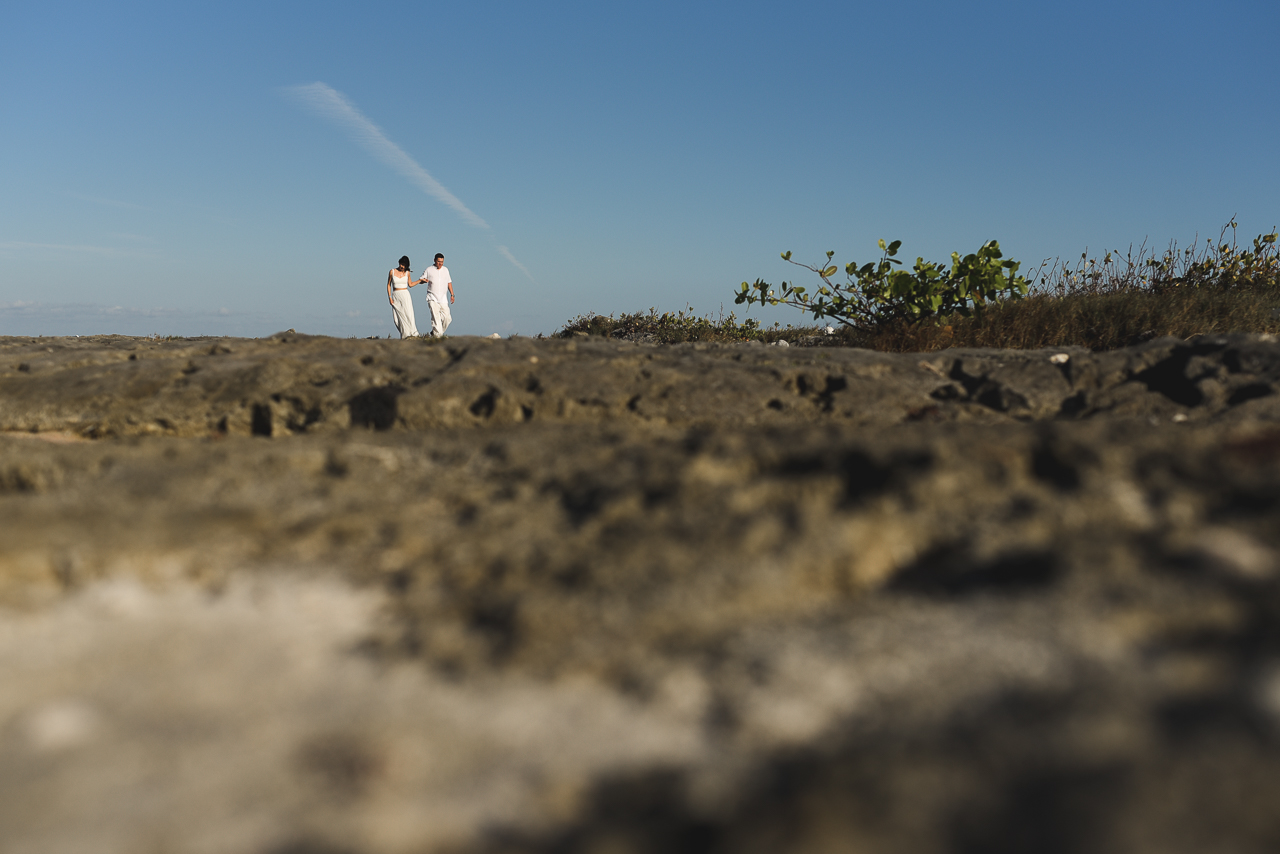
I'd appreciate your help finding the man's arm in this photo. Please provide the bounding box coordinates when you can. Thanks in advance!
[447,279,455,304]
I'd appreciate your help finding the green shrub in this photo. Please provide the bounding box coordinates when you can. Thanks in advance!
[736,239,1029,330]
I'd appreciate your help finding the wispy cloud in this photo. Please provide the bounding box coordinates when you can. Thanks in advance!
[498,245,537,284]
[282,82,489,229]
[0,241,159,259]
[0,301,393,339]
[0,301,237,325]
[64,192,147,210]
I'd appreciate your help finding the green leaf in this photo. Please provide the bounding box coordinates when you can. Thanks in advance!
[741,234,1031,333]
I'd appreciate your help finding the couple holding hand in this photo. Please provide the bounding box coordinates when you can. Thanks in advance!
[388,253,455,339]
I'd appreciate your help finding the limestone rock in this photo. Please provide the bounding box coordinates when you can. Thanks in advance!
[1,333,1279,853]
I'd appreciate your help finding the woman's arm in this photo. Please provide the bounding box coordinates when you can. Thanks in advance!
[387,271,395,306]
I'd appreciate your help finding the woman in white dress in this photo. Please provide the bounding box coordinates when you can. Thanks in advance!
[386,255,420,338]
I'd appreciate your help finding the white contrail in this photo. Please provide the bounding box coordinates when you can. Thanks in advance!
[283,83,538,282]
[282,82,489,229]
[497,245,537,284]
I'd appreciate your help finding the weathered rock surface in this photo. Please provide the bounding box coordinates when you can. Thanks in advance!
[3,331,1279,437]
[2,333,1280,853]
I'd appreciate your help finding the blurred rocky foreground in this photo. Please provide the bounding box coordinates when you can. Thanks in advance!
[2,331,1280,854]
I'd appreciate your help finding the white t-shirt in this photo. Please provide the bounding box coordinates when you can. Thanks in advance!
[423,265,451,301]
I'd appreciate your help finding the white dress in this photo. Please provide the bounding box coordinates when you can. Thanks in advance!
[390,270,419,338]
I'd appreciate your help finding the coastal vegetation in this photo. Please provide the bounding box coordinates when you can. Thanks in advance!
[556,222,1280,351]
[738,238,1030,329]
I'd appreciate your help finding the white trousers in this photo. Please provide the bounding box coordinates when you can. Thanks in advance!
[391,290,418,338]
[427,297,452,337]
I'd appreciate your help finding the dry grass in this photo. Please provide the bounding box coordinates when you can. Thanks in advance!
[856,287,1280,352]
[556,223,1280,352]
[554,307,809,345]
[881,222,1280,351]
[555,290,1280,352]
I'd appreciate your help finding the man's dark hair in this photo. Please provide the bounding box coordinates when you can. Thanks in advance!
[434,253,444,261]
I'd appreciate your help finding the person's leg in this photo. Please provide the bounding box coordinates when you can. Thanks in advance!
[391,299,407,338]
[428,298,445,337]
[438,299,451,335]
[392,292,418,338]
[400,292,419,337]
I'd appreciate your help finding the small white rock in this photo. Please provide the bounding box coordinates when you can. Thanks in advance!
[25,700,101,751]
[1172,413,1189,423]
[1191,528,1277,581]
[488,333,502,339]
[1050,353,1070,364]
[774,340,789,347]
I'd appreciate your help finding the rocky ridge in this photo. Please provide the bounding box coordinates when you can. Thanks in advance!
[2,331,1279,437]
[2,332,1280,854]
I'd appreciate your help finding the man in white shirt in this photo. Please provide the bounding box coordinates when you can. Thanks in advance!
[419,253,455,337]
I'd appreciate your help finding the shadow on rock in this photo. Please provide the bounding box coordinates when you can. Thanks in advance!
[348,385,405,430]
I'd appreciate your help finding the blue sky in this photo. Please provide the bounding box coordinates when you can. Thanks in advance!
[2,1,1277,338]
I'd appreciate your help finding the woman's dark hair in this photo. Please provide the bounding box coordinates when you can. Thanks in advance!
[398,256,411,268]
